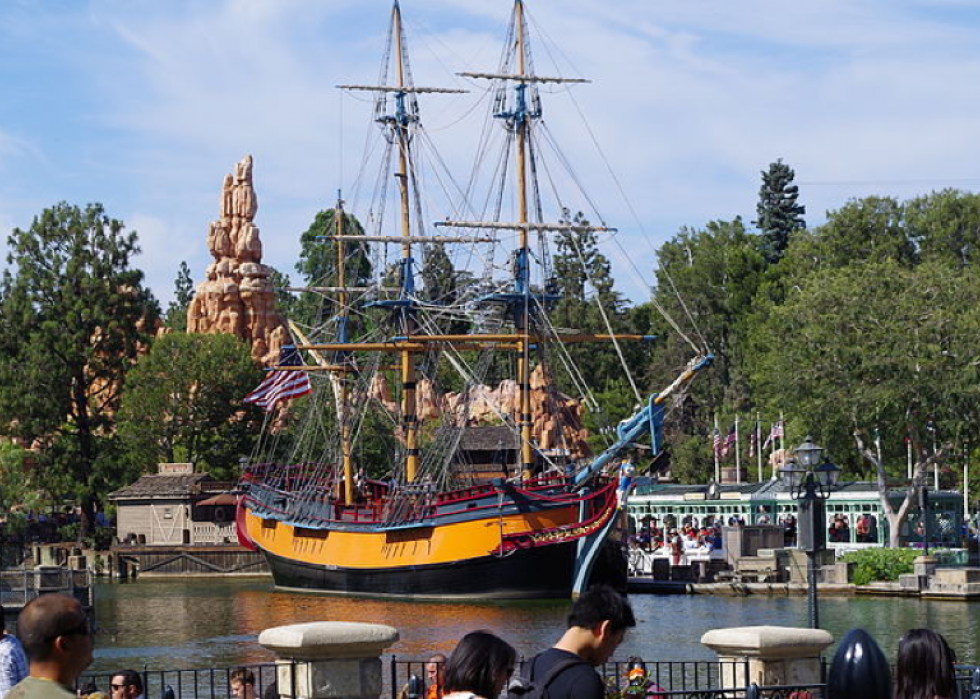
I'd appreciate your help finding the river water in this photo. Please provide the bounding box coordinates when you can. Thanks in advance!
[88,577,980,674]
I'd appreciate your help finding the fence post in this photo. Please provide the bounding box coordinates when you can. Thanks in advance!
[701,626,833,690]
[258,621,399,699]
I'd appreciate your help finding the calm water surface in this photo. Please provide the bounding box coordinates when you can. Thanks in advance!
[89,577,980,673]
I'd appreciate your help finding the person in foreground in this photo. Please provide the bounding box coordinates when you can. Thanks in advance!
[522,584,636,699]
[894,628,957,699]
[442,631,515,699]
[8,594,93,699]
[0,606,28,699]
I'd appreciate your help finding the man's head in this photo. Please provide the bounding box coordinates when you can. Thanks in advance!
[110,670,143,699]
[565,585,636,666]
[425,653,447,687]
[17,593,93,682]
[230,668,256,699]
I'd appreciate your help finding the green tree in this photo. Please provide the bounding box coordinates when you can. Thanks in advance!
[294,209,371,332]
[0,202,159,538]
[117,332,264,479]
[754,159,806,263]
[905,189,980,269]
[750,260,980,545]
[164,261,195,331]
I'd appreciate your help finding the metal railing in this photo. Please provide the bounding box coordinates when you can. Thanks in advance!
[80,663,293,699]
[0,567,93,609]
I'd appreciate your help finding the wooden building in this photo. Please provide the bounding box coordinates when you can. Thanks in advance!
[108,463,240,546]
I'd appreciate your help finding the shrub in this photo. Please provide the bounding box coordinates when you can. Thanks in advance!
[841,548,919,585]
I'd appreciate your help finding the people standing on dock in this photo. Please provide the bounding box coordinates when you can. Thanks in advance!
[109,671,143,699]
[0,606,27,699]
[8,593,93,699]
[442,631,515,699]
[515,585,635,699]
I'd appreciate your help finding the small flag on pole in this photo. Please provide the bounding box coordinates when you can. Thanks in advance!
[773,420,785,439]
[713,427,722,460]
[244,345,312,412]
[749,422,759,458]
[721,425,737,458]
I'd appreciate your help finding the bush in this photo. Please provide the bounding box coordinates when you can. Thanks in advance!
[841,548,919,585]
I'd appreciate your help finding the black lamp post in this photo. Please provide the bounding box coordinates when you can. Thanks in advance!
[780,435,841,629]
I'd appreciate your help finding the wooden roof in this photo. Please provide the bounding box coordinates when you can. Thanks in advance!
[108,473,214,501]
[460,426,519,451]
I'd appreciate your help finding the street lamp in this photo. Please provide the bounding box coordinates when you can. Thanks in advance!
[779,435,841,629]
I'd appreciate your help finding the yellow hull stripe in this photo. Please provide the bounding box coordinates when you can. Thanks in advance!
[244,507,577,569]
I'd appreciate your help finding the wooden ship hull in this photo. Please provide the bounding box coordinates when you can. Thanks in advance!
[240,476,621,599]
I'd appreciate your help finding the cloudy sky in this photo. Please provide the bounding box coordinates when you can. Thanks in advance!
[2,0,980,307]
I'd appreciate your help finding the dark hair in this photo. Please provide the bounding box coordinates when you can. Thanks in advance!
[895,629,956,699]
[231,669,256,687]
[18,593,88,661]
[113,670,144,695]
[444,631,516,699]
[567,585,636,633]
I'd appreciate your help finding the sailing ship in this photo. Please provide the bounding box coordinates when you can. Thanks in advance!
[237,0,712,599]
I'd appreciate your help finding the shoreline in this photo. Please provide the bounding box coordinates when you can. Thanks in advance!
[627,576,980,600]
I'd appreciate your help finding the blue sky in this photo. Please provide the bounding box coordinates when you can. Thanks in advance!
[3,0,980,307]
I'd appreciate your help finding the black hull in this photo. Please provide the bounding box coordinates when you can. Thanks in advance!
[261,542,577,600]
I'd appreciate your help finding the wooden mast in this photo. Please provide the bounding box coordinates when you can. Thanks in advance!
[392,1,420,483]
[514,0,535,478]
[335,199,355,506]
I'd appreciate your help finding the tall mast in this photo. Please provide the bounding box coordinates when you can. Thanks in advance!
[335,197,355,506]
[392,2,420,483]
[513,0,535,477]
[337,1,465,487]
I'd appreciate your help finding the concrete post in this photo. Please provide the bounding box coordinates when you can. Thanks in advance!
[701,625,833,689]
[258,622,399,699]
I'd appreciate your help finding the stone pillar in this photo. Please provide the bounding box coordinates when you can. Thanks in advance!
[258,622,399,699]
[701,625,833,689]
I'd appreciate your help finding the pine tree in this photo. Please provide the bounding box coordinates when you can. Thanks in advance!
[164,261,195,331]
[755,159,806,263]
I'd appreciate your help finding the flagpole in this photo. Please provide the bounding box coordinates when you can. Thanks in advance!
[964,449,969,523]
[734,415,741,484]
[714,413,721,483]
[779,411,785,454]
[907,437,913,480]
[756,412,763,483]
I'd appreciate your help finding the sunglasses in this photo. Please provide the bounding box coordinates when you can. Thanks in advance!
[110,685,131,691]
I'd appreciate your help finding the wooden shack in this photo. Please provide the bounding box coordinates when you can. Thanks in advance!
[108,463,239,546]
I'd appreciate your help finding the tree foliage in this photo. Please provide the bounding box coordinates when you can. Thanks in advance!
[0,202,158,536]
[755,159,805,263]
[164,261,195,331]
[117,332,264,480]
[293,208,371,331]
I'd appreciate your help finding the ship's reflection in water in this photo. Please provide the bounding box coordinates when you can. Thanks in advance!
[89,578,980,673]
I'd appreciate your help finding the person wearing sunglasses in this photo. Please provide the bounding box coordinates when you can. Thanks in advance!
[108,671,142,699]
[7,594,93,699]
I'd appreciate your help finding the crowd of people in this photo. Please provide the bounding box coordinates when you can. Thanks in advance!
[0,588,967,699]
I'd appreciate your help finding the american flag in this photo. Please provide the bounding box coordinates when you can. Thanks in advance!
[721,425,737,458]
[713,428,722,460]
[748,422,759,458]
[762,420,784,451]
[244,345,312,412]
